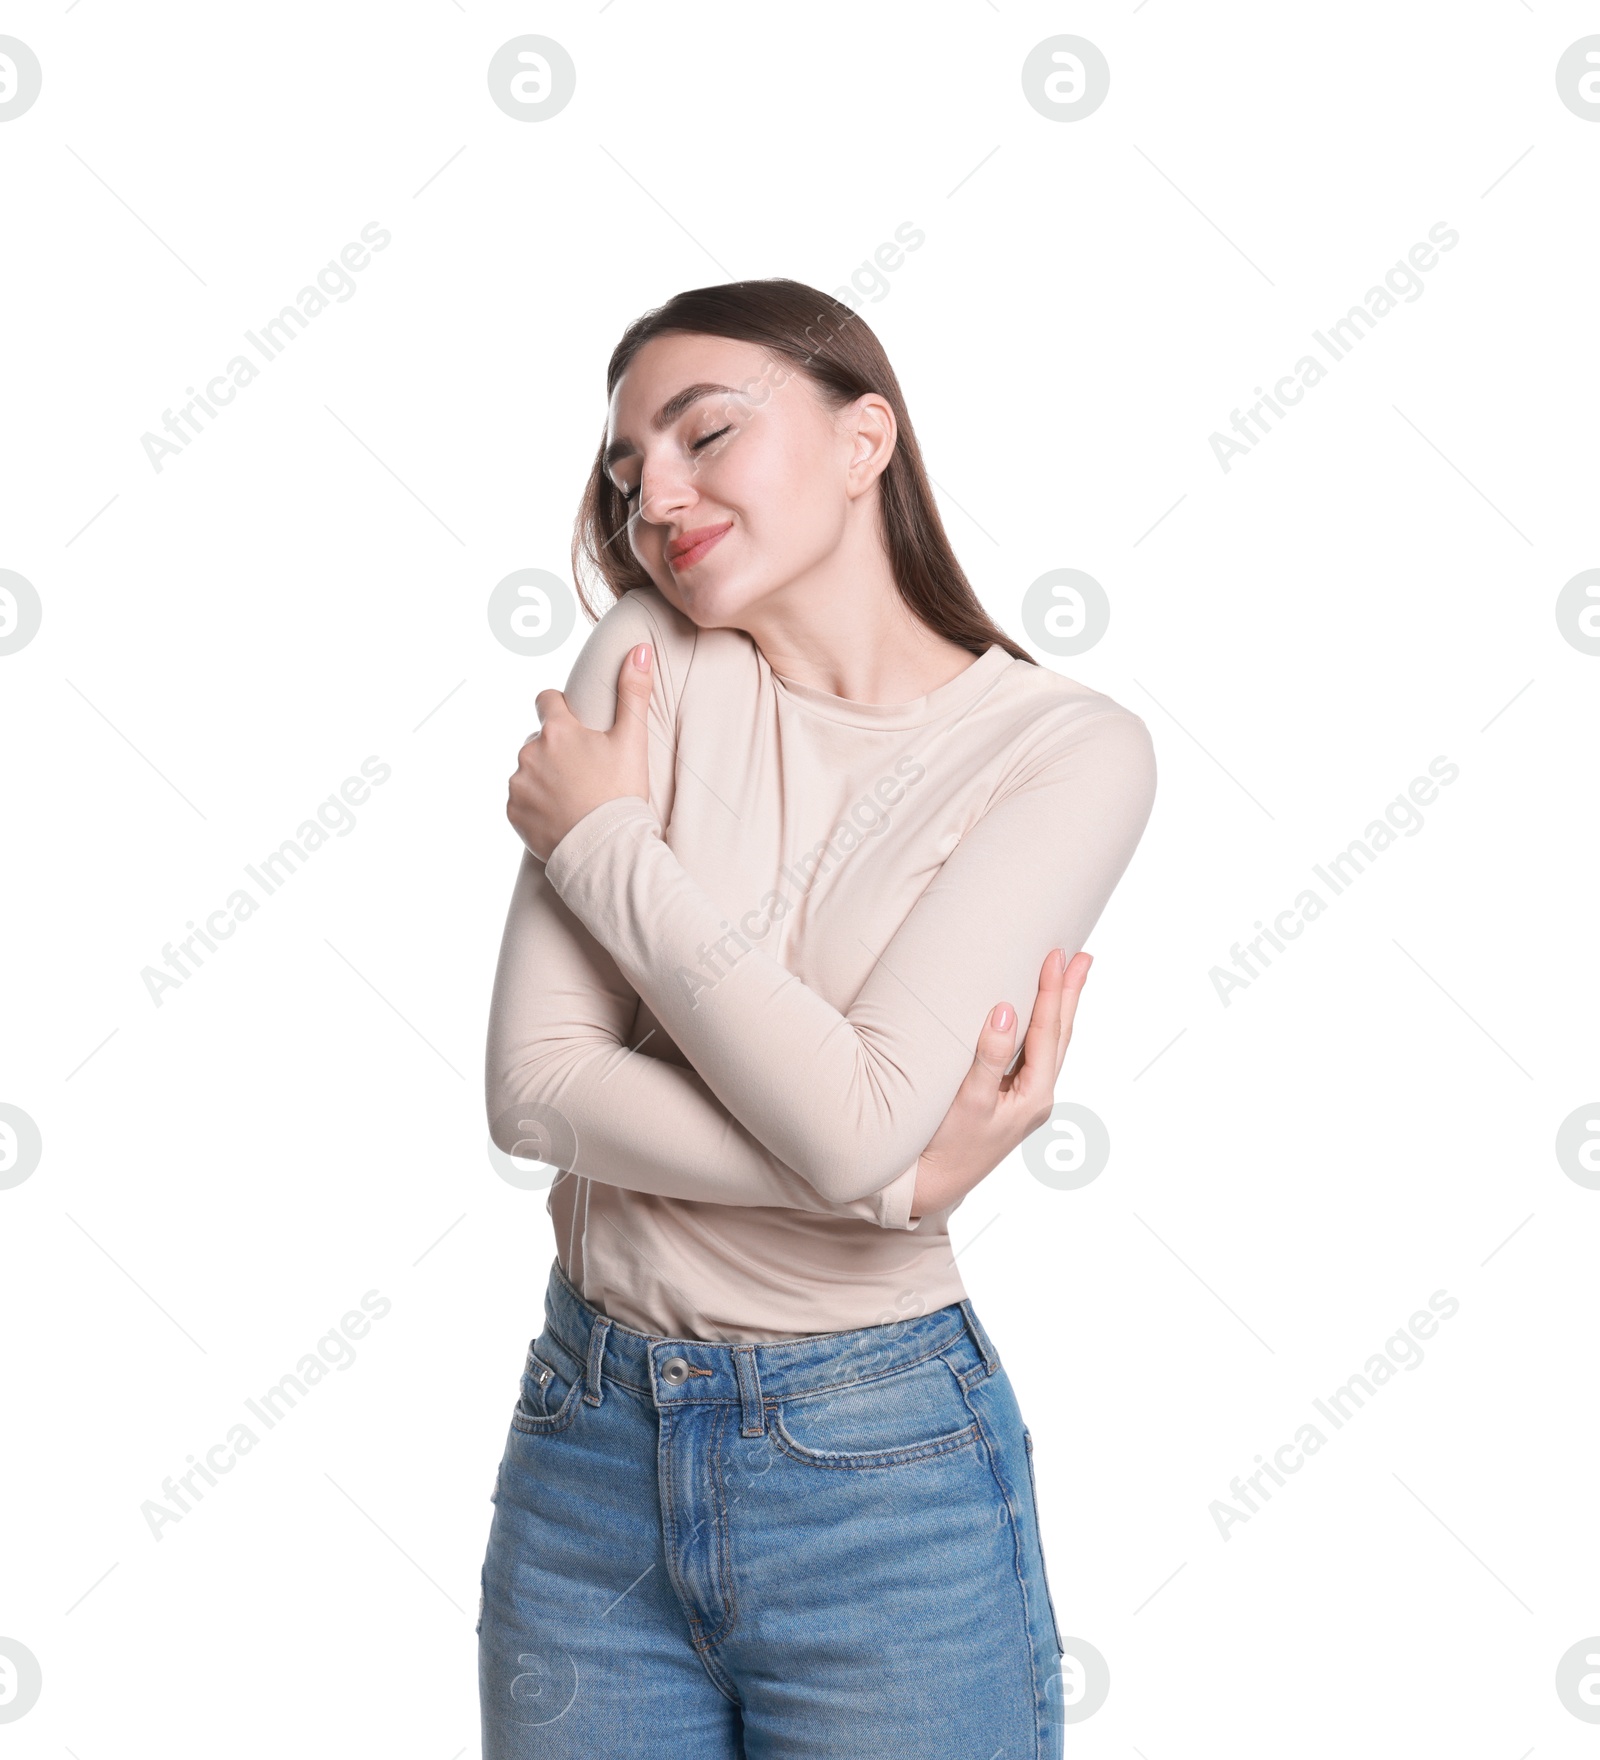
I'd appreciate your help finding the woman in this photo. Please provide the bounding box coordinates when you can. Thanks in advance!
[479,279,1157,1757]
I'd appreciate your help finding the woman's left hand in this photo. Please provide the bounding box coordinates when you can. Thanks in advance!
[908,947,1090,1218]
[507,642,655,862]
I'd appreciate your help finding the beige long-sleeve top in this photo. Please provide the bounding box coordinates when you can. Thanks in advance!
[485,585,1157,1341]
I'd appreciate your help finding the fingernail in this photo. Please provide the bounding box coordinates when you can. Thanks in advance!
[634,643,652,669]
[991,1003,1014,1029]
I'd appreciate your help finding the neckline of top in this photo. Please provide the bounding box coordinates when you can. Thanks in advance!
[766,642,1014,729]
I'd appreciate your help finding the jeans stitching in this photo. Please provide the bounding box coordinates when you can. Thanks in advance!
[658,1406,684,1614]
[547,1320,971,1403]
[660,1407,742,1705]
[699,1402,739,1649]
[959,1391,1046,1760]
[761,1328,975,1412]
[509,1373,582,1435]
[511,1337,585,1434]
[583,1316,609,1405]
[956,1353,1000,1390]
[767,1407,980,1470]
[525,1351,558,1414]
[544,1328,593,1382]
[1024,1430,1066,1657]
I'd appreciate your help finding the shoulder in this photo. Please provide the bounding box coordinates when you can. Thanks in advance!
[567,585,699,722]
[992,657,1157,802]
[582,584,696,667]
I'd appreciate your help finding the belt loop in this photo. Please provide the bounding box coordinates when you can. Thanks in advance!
[958,1298,998,1378]
[732,1344,765,1437]
[584,1314,611,1405]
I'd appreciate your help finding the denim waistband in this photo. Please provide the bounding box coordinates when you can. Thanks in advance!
[539,1257,999,1440]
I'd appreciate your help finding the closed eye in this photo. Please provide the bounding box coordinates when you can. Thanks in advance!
[617,426,732,506]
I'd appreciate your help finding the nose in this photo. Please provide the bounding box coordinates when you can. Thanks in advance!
[635,475,694,529]
[631,449,702,528]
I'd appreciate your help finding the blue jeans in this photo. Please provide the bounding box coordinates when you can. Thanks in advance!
[477,1258,1068,1757]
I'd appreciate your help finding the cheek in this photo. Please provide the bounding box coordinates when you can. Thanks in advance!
[764,473,846,567]
[626,512,653,570]
[734,434,843,553]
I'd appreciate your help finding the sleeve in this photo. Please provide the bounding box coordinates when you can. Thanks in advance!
[484,588,922,1230]
[542,700,1158,1207]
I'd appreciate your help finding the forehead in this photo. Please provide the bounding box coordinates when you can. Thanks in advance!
[605,333,780,444]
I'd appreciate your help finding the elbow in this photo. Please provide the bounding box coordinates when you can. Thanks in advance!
[485,1051,568,1162]
[790,1135,921,1207]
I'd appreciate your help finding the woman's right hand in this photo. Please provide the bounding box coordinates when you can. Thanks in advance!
[909,947,1092,1219]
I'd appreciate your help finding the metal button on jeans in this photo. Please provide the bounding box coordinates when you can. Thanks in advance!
[660,1355,690,1386]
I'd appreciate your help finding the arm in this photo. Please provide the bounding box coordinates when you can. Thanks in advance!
[485,590,921,1228]
[542,702,1157,1207]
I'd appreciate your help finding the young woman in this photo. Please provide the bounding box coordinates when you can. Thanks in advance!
[479,279,1157,1758]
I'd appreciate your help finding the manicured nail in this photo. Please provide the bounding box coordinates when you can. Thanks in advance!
[991,1003,1014,1029]
[634,643,652,669]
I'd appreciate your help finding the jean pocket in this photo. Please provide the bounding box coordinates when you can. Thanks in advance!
[1023,1427,1065,1655]
[769,1352,979,1470]
[511,1334,584,1435]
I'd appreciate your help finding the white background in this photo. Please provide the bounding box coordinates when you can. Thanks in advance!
[3,2,1598,1754]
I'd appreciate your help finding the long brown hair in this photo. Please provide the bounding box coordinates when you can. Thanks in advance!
[569,278,1035,665]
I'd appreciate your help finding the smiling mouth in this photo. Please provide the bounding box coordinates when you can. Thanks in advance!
[667,523,732,570]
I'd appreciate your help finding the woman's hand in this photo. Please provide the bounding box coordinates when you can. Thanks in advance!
[908,947,1091,1219]
[507,643,655,862]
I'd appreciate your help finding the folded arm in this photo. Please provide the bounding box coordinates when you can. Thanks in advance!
[542,704,1158,1207]
[485,589,921,1229]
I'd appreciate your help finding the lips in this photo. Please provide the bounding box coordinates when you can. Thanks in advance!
[667,522,732,569]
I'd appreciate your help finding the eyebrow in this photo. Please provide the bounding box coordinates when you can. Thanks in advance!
[603,382,740,472]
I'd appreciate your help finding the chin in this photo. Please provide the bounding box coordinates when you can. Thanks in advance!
[660,572,756,632]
